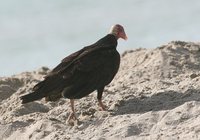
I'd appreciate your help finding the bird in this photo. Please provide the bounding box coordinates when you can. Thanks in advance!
[20,24,127,121]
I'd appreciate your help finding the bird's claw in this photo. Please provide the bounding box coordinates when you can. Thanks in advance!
[98,100,107,111]
[67,112,77,120]
[67,112,78,126]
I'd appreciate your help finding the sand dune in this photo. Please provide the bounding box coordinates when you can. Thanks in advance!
[1,41,200,140]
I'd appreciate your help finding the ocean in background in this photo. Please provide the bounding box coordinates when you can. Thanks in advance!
[0,0,200,76]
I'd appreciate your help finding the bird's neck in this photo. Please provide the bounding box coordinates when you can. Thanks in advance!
[109,29,119,40]
[95,34,118,48]
[109,33,118,40]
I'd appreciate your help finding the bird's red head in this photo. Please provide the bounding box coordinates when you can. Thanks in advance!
[109,24,128,40]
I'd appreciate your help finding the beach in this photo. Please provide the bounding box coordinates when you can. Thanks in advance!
[1,41,200,139]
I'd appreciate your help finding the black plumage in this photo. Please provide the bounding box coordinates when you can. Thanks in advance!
[20,34,120,104]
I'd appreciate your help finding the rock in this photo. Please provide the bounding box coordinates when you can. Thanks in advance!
[190,73,199,79]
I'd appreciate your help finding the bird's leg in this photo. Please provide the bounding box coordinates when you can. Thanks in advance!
[67,99,77,121]
[97,87,107,111]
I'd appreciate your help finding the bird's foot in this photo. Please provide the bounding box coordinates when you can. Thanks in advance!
[68,112,77,120]
[67,112,78,126]
[98,100,107,111]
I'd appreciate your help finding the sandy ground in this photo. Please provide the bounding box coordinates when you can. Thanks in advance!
[1,41,200,140]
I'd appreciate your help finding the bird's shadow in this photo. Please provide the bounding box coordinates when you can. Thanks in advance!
[113,89,200,115]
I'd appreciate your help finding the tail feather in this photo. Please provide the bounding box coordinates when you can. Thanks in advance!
[21,75,65,104]
[33,80,46,91]
[20,92,44,104]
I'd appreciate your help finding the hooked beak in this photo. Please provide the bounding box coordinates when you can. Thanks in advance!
[120,32,128,40]
[123,33,128,40]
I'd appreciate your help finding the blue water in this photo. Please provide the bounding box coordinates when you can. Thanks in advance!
[0,0,200,76]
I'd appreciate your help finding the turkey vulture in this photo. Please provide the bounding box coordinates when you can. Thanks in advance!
[20,24,127,121]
